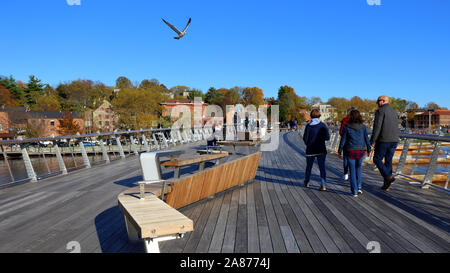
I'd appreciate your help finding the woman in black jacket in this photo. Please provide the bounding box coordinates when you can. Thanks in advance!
[338,109,371,197]
[302,109,330,191]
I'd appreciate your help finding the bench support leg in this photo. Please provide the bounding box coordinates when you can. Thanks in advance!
[124,217,140,243]
[174,167,180,179]
[144,234,184,253]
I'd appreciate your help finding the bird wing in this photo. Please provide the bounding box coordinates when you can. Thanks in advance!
[182,18,191,33]
[162,18,181,35]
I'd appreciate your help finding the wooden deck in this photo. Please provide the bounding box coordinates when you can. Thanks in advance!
[0,132,449,253]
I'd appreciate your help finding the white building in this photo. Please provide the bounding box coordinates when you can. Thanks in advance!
[312,103,336,123]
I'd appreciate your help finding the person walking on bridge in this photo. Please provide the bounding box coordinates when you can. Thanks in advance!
[338,109,371,197]
[302,109,330,191]
[370,95,400,191]
[339,107,355,181]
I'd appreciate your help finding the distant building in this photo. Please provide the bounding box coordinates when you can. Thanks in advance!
[161,99,214,126]
[0,106,84,139]
[299,109,311,123]
[312,103,336,123]
[84,100,118,133]
[413,110,450,129]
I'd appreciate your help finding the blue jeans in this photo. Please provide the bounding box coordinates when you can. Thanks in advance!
[373,142,398,179]
[343,155,349,175]
[348,157,364,195]
[305,154,327,187]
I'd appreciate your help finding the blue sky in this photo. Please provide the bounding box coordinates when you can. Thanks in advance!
[1,0,449,108]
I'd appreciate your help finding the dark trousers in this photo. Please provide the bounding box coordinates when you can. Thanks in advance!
[305,154,327,187]
[373,142,398,179]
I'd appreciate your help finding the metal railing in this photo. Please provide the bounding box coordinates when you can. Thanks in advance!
[322,126,450,192]
[0,123,272,188]
[0,126,217,188]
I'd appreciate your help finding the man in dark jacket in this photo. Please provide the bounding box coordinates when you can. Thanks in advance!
[370,95,399,191]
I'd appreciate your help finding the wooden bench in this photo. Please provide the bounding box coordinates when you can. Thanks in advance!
[117,152,261,253]
[160,152,229,178]
[216,140,260,155]
[118,181,193,253]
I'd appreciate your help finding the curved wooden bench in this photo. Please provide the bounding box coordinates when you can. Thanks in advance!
[117,151,262,253]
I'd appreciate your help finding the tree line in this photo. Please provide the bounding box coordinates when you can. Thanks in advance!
[1,74,446,131]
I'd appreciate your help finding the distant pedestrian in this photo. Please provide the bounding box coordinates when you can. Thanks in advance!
[370,95,400,191]
[338,109,371,197]
[339,107,355,181]
[302,109,330,191]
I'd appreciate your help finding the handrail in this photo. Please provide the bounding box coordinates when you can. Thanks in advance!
[0,123,270,188]
[320,125,449,192]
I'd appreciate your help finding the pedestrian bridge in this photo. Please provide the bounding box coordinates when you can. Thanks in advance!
[0,131,448,253]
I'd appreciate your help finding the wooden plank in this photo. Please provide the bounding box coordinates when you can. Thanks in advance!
[252,178,273,253]
[160,153,228,167]
[234,186,248,253]
[259,154,287,253]
[246,182,260,253]
[208,191,233,253]
[196,194,224,253]
[222,189,240,253]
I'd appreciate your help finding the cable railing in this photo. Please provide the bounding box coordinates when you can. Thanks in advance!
[318,126,450,192]
[0,126,217,188]
[0,123,274,188]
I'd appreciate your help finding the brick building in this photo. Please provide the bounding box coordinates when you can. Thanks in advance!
[0,107,84,139]
[84,100,118,133]
[413,110,450,129]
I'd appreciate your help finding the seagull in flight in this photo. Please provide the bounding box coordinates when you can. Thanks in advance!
[162,17,191,40]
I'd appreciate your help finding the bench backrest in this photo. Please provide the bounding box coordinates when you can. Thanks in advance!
[165,152,262,209]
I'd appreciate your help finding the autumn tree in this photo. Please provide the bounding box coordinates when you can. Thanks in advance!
[112,86,165,129]
[278,85,306,124]
[33,94,61,111]
[56,79,112,111]
[242,87,264,107]
[0,75,23,103]
[57,111,82,135]
[0,84,20,107]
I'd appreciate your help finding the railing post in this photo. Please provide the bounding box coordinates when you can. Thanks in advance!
[395,138,410,175]
[422,141,441,189]
[142,133,150,152]
[53,141,68,175]
[98,137,110,163]
[17,137,37,182]
[116,134,126,159]
[331,133,340,153]
[130,135,139,155]
[1,145,15,182]
[79,139,91,169]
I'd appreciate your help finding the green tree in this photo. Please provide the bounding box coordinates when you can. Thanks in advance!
[187,88,205,101]
[204,87,224,105]
[115,76,133,90]
[24,75,44,106]
[277,85,306,123]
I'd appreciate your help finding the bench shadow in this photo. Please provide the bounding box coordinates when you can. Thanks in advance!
[94,206,145,253]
